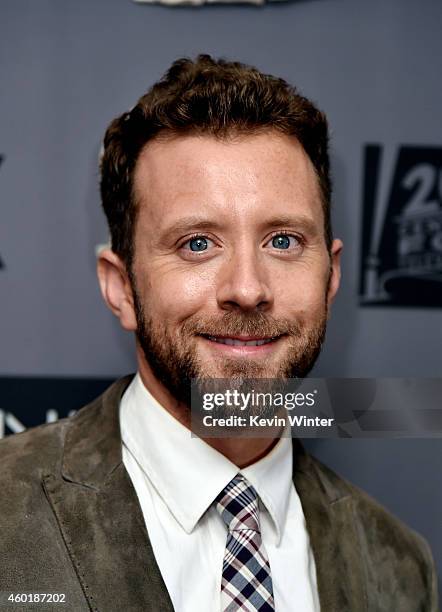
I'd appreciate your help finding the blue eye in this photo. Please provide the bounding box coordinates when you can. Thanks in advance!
[272,235,292,249]
[189,237,209,251]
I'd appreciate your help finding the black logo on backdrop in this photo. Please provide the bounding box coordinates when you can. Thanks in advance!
[359,145,442,307]
[0,376,114,438]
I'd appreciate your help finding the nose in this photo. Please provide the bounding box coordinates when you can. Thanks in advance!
[216,247,273,312]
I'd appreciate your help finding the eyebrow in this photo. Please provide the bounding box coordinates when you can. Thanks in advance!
[256,215,320,236]
[161,213,320,239]
[162,217,225,236]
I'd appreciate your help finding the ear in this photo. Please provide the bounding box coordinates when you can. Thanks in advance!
[96,248,137,331]
[326,238,343,310]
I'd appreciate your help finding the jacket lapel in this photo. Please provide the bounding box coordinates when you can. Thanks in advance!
[293,439,367,612]
[43,375,174,612]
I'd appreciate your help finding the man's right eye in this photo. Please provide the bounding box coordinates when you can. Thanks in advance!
[182,236,215,252]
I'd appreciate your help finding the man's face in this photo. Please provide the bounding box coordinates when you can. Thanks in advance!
[128,131,341,403]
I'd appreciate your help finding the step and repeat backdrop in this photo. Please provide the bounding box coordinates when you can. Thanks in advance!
[1,0,441,587]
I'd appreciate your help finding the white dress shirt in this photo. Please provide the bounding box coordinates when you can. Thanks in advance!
[120,373,320,612]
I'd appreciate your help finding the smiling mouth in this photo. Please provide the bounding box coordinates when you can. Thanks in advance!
[200,334,282,346]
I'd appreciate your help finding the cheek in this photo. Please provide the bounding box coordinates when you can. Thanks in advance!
[275,267,328,318]
[146,268,215,322]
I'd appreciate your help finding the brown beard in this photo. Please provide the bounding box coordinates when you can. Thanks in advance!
[132,285,328,408]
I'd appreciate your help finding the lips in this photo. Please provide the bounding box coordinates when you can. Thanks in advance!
[203,335,280,346]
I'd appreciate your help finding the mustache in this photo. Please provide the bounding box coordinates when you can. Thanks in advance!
[181,312,301,338]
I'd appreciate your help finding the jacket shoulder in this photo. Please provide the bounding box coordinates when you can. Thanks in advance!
[309,453,429,550]
[311,456,424,546]
[308,453,438,609]
[0,418,69,483]
[0,376,129,482]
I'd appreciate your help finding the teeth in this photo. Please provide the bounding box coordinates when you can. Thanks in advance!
[207,336,276,346]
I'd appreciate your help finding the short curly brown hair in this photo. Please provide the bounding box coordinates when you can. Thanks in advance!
[100,54,332,270]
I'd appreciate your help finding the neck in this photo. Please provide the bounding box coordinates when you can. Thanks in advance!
[137,363,280,468]
[203,436,280,468]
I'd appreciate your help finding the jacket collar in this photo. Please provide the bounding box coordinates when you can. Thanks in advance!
[54,376,366,612]
[61,374,134,488]
[293,443,367,610]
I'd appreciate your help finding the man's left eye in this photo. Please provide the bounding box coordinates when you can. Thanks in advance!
[266,234,300,250]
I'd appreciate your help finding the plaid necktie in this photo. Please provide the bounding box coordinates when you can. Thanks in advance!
[215,474,275,612]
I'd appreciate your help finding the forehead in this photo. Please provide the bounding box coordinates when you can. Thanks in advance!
[133,130,323,229]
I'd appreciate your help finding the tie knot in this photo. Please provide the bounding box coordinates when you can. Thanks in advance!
[215,475,260,532]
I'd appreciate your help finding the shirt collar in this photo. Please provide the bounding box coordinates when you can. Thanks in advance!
[119,373,292,544]
[241,426,293,544]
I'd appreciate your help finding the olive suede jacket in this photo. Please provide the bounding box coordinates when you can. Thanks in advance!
[0,376,438,612]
